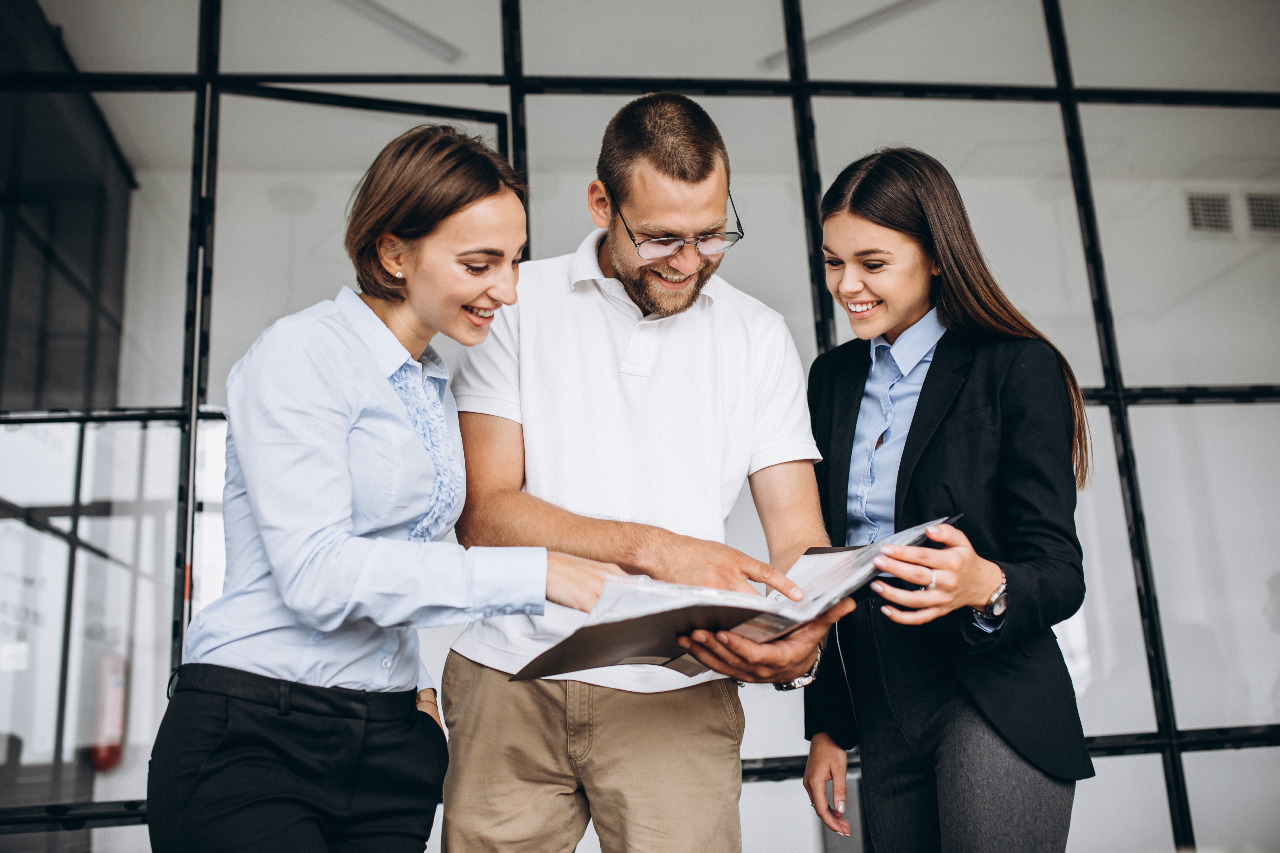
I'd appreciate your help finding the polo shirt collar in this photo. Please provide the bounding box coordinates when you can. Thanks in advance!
[568,228,720,311]
[872,307,945,375]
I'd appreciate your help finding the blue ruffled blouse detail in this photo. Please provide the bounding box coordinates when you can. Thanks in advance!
[390,350,463,542]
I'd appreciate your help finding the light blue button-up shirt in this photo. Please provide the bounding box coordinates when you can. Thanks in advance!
[845,308,947,547]
[183,287,547,692]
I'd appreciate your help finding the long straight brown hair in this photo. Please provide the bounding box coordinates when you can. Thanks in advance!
[821,147,1091,487]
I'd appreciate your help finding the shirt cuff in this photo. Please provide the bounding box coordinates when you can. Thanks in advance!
[466,546,547,619]
[748,440,822,476]
[453,393,521,424]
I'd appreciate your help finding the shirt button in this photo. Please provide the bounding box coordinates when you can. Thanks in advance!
[483,608,495,618]
[523,605,537,615]
[501,605,514,615]
[380,659,391,669]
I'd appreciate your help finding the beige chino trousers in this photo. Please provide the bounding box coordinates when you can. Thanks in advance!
[440,651,745,853]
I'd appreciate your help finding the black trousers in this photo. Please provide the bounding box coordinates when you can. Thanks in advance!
[148,663,447,853]
[844,600,1075,853]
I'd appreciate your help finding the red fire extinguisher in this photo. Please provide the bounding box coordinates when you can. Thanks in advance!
[90,650,128,772]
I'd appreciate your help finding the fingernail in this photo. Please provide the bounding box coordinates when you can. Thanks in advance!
[717,632,730,643]
[870,581,884,593]
[873,556,886,569]
[927,525,939,534]
[837,800,845,815]
[881,545,895,556]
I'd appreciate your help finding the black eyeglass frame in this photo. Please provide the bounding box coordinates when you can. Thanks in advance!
[606,188,746,260]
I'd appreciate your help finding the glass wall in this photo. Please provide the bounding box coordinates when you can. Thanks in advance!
[2,0,1277,850]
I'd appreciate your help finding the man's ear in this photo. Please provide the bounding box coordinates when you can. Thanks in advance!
[587,180,612,230]
[377,233,410,278]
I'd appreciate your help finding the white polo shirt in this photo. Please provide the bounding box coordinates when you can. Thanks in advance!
[451,229,820,693]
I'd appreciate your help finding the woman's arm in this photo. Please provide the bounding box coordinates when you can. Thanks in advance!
[858,340,1085,642]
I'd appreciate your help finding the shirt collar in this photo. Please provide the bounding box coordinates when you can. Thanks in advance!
[335,286,423,380]
[568,228,720,311]
[872,307,946,375]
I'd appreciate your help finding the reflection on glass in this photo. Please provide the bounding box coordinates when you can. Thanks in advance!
[801,0,1054,86]
[1184,746,1280,850]
[1130,404,1280,729]
[1081,104,1280,386]
[208,95,496,407]
[1065,753,1174,853]
[1060,407,1156,736]
[525,94,817,365]
[0,421,178,807]
[220,0,502,75]
[521,0,787,80]
[1061,0,1280,92]
[192,419,229,616]
[813,97,1102,386]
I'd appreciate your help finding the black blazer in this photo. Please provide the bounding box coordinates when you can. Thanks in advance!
[803,330,1094,782]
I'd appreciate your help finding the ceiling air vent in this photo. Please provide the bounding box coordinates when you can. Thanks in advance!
[1186,193,1233,234]
[1246,193,1280,235]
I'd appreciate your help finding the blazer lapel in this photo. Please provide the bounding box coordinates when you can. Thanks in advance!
[895,331,974,522]
[826,344,870,544]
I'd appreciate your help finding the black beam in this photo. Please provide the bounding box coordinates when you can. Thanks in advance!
[1041,0,1195,847]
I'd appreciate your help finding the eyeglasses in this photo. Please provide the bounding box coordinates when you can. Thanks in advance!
[609,189,745,260]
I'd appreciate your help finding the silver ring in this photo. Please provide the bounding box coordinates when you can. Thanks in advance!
[927,569,937,590]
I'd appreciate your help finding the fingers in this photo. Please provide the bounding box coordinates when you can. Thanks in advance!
[804,735,851,837]
[676,633,757,682]
[545,553,624,612]
[747,560,803,601]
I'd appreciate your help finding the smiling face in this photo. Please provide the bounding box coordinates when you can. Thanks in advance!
[589,161,729,318]
[822,212,938,345]
[371,188,527,357]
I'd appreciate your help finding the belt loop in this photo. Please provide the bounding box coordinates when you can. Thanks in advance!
[278,682,291,716]
[167,668,180,700]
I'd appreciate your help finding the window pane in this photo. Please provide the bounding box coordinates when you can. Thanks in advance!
[1061,407,1157,736]
[0,420,178,809]
[207,94,501,407]
[521,0,788,80]
[813,97,1103,386]
[221,0,502,75]
[0,523,70,806]
[802,0,1055,86]
[1184,746,1280,850]
[1066,753,1174,853]
[33,0,199,72]
[1062,0,1280,92]
[1081,104,1280,386]
[1130,404,1280,729]
[191,418,228,616]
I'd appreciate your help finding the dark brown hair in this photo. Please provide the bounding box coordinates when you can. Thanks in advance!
[345,125,527,301]
[822,147,1091,487]
[596,93,730,204]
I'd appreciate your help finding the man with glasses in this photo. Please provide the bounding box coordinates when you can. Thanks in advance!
[441,93,844,852]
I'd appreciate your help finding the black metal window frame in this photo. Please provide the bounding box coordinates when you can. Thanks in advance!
[0,0,1277,845]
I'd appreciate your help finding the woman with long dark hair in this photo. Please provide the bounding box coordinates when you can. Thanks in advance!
[799,147,1095,851]
[147,125,620,853]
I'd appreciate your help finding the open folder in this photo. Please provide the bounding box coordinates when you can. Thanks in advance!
[512,515,958,681]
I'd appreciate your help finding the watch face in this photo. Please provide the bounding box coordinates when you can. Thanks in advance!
[990,593,1007,618]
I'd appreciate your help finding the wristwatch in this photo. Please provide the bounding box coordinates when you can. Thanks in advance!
[774,643,823,691]
[978,570,1008,619]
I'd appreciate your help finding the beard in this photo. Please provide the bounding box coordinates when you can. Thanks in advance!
[607,235,720,319]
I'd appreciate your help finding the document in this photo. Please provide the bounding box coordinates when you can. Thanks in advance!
[512,516,956,680]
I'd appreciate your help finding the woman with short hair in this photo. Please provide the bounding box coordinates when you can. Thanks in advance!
[148,125,619,853]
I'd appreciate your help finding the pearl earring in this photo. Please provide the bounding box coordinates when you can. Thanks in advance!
[395,271,404,278]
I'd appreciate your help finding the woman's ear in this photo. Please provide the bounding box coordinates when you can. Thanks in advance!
[376,233,410,279]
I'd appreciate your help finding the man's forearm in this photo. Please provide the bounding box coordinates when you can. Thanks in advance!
[456,488,666,576]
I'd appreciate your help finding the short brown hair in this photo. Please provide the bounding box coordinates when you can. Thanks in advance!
[345,125,527,301]
[596,93,730,206]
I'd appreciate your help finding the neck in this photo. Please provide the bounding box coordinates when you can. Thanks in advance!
[359,291,433,361]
